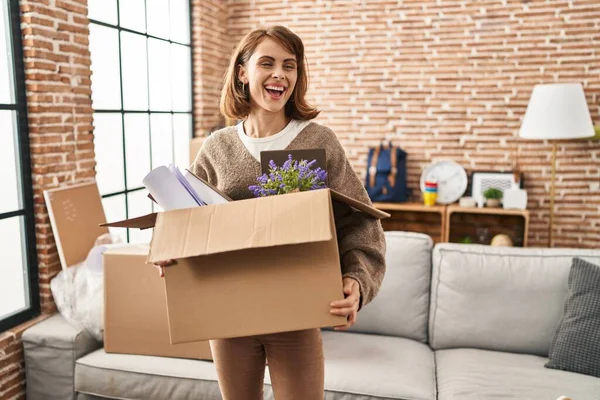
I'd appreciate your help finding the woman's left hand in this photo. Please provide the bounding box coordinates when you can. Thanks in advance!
[330,277,361,331]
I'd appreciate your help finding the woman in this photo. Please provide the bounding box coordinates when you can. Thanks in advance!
[158,26,386,399]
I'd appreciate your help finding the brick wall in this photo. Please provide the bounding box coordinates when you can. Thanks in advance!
[224,0,600,248]
[1,0,94,398]
[191,0,229,135]
[22,0,95,315]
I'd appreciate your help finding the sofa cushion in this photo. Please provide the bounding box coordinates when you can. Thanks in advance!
[349,231,433,343]
[429,243,600,356]
[321,331,436,400]
[75,349,226,400]
[436,348,600,400]
[77,334,435,400]
[546,258,600,378]
[22,314,101,400]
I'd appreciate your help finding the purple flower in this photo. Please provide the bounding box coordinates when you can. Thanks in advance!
[257,174,268,184]
[282,155,293,171]
[248,153,328,197]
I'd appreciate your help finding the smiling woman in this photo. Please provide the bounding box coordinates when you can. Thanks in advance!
[240,45,298,113]
[220,26,319,132]
[184,25,387,400]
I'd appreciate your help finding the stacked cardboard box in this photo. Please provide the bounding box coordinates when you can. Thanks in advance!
[44,182,211,360]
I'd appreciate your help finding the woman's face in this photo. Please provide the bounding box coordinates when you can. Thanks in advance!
[238,38,298,116]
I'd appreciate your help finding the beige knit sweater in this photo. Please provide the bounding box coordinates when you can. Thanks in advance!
[190,122,386,308]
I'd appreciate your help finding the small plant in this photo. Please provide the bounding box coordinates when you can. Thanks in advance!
[483,187,503,200]
[460,236,474,244]
[249,154,328,197]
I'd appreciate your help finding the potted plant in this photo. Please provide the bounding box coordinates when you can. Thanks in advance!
[483,187,503,208]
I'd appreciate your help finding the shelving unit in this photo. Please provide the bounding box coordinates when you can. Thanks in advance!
[374,202,530,247]
[373,202,446,244]
[445,205,530,247]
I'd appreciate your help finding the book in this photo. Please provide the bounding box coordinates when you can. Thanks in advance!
[142,164,231,211]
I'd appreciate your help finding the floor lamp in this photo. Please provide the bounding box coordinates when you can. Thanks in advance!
[518,83,595,247]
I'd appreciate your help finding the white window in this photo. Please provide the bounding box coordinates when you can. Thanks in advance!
[0,0,40,331]
[89,0,193,243]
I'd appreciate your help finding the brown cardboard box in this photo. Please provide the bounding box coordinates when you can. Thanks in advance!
[104,244,212,359]
[44,182,109,270]
[43,182,211,359]
[104,188,388,344]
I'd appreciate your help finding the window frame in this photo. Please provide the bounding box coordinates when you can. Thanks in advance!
[0,0,41,332]
[89,0,195,242]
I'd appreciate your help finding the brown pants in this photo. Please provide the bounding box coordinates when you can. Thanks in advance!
[209,329,324,400]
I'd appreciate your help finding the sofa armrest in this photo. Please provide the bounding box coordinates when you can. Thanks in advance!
[22,313,102,400]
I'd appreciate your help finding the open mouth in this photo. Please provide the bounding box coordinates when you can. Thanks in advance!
[264,85,286,100]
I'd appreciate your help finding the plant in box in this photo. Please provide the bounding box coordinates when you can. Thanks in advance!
[249,154,328,197]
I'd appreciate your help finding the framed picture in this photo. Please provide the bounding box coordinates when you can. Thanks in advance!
[471,171,523,198]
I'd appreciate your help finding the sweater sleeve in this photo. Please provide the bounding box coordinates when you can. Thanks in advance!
[324,129,387,310]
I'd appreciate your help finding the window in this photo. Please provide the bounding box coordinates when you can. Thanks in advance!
[88,0,193,243]
[0,0,40,331]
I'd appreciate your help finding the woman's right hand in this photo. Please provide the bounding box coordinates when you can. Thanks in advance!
[154,259,176,277]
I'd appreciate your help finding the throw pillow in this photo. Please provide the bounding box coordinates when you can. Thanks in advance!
[546,257,600,378]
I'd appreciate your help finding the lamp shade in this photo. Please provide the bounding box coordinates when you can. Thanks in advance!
[519,83,595,140]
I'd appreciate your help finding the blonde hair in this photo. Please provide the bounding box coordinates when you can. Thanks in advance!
[220,26,320,121]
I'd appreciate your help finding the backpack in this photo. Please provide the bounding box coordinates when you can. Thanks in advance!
[364,141,410,202]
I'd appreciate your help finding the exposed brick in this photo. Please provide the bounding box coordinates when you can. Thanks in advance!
[0,349,22,371]
[57,22,86,34]
[0,382,25,399]
[223,0,600,249]
[72,15,89,25]
[0,369,25,393]
[22,38,53,51]
[192,0,229,134]
[0,334,14,350]
[54,0,86,15]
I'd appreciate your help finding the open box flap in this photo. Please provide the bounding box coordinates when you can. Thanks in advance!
[101,213,157,230]
[147,189,334,263]
[100,189,388,255]
[330,190,390,219]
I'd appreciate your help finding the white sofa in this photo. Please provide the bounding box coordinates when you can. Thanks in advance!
[23,232,600,399]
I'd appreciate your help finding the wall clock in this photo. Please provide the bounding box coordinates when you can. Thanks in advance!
[420,160,468,204]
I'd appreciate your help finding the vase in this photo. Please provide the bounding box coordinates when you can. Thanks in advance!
[486,198,501,208]
[503,182,528,210]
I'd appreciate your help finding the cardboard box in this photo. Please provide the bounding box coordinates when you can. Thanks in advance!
[44,182,109,270]
[104,244,212,360]
[44,182,211,359]
[104,188,388,344]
